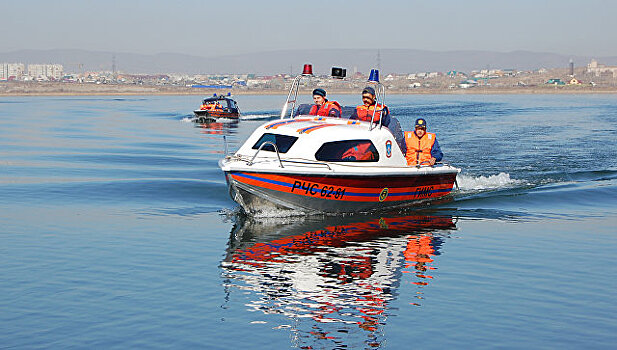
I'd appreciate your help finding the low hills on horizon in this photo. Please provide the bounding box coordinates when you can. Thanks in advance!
[2,48,616,75]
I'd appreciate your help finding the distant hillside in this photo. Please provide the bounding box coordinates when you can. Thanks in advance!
[2,48,616,75]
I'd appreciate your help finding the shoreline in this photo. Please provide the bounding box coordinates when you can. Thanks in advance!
[1,83,617,97]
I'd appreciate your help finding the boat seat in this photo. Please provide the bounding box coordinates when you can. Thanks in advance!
[296,103,312,115]
[340,106,355,119]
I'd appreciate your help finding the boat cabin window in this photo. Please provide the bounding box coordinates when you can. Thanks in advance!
[315,140,379,162]
[252,133,298,153]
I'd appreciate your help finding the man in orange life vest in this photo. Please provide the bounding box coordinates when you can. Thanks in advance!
[307,88,341,118]
[405,118,443,167]
[350,86,407,155]
[350,86,389,124]
[201,101,223,111]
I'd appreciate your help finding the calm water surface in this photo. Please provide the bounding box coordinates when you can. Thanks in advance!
[1,94,616,349]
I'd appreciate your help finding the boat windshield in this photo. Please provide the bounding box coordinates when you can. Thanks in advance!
[295,104,356,119]
[252,133,298,153]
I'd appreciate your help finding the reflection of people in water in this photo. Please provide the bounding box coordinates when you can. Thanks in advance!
[197,119,239,136]
[404,234,437,283]
[222,214,455,349]
[200,121,224,135]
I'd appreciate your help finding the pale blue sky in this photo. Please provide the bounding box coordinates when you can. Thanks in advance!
[3,0,616,57]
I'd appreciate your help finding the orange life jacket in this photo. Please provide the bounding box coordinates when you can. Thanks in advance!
[404,131,436,166]
[341,142,375,161]
[201,102,223,111]
[309,100,341,117]
[355,104,387,123]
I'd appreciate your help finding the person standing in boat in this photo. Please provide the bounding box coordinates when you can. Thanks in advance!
[299,88,341,118]
[405,118,443,167]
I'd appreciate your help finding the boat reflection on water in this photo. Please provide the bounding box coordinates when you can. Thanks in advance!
[221,212,457,348]
[197,119,239,135]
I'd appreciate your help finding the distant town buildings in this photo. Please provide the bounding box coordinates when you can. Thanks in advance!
[0,63,25,80]
[568,78,582,85]
[0,62,63,81]
[2,58,616,91]
[27,64,64,81]
[587,59,617,78]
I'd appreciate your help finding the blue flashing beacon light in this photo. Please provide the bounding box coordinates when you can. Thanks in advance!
[368,69,380,83]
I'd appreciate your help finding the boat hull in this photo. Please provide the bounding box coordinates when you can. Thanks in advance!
[224,170,457,214]
[193,110,240,123]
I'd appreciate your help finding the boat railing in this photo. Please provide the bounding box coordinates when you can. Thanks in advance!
[280,159,331,170]
[280,75,304,119]
[248,141,284,168]
[416,161,454,168]
[368,81,386,131]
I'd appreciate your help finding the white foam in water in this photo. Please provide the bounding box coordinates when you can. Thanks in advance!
[219,206,306,220]
[249,207,311,219]
[213,117,237,123]
[456,172,522,191]
[240,114,276,120]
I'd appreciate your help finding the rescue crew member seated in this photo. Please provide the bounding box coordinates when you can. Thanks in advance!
[350,86,407,155]
[201,101,223,111]
[405,118,443,167]
[304,88,341,118]
[350,86,390,124]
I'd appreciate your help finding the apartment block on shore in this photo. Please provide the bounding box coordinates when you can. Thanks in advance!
[1,63,63,81]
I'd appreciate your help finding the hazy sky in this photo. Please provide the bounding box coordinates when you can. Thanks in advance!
[3,0,616,57]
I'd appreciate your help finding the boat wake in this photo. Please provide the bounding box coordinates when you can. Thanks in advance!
[225,207,331,219]
[209,117,238,123]
[456,172,524,192]
[239,114,278,121]
[451,169,617,213]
